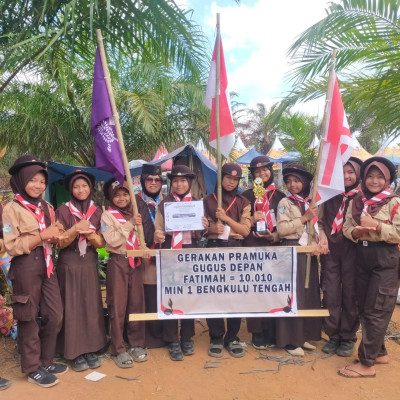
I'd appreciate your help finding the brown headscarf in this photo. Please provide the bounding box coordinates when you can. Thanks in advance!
[10,165,51,226]
[58,173,102,232]
[352,161,397,224]
[107,180,133,220]
[204,164,249,223]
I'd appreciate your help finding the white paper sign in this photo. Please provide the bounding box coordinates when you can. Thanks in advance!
[164,200,204,232]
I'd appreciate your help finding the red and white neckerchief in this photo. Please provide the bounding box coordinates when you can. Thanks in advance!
[361,188,392,216]
[14,194,54,277]
[331,185,361,234]
[171,192,192,249]
[254,184,276,232]
[66,201,97,256]
[288,193,320,239]
[108,207,140,268]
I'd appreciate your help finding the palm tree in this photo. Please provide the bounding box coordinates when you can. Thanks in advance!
[280,0,400,142]
[0,0,207,93]
[0,59,209,165]
[0,1,210,165]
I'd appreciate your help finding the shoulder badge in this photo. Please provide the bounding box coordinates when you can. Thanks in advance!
[2,224,11,234]
[278,205,286,215]
[101,223,107,233]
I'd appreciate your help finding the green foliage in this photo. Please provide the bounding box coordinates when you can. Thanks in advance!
[283,0,400,144]
[0,0,210,165]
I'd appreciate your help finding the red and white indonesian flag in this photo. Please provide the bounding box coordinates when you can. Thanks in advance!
[316,72,354,205]
[205,36,235,158]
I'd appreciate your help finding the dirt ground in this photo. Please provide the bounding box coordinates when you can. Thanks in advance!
[1,307,400,400]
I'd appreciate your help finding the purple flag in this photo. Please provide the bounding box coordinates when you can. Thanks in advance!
[90,48,125,182]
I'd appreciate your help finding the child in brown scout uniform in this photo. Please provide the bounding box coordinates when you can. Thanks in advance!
[154,165,208,361]
[339,157,400,378]
[242,156,286,349]
[101,178,150,368]
[203,163,252,358]
[137,164,165,349]
[55,170,107,371]
[318,157,362,357]
[3,155,67,387]
[0,204,11,391]
[276,164,321,357]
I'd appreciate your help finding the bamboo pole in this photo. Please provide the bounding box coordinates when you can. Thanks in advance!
[129,309,329,322]
[304,49,337,288]
[96,29,146,247]
[215,13,222,211]
[127,245,315,258]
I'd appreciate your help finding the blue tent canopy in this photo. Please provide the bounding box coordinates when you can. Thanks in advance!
[269,151,301,163]
[236,148,264,164]
[383,154,400,166]
[47,161,112,185]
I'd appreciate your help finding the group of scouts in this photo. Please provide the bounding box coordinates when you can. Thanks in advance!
[0,151,399,389]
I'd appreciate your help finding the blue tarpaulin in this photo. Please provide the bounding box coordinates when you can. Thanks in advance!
[47,143,217,195]
[236,149,264,164]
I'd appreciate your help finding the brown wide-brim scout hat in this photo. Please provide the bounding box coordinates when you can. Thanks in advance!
[9,155,47,175]
[64,169,96,191]
[167,165,195,180]
[361,156,397,184]
[282,164,313,183]
[221,163,243,179]
[249,156,274,171]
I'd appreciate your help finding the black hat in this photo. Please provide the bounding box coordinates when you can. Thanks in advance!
[221,163,243,179]
[141,163,162,176]
[9,155,47,175]
[167,165,195,180]
[361,156,397,184]
[64,169,95,191]
[282,164,313,182]
[249,156,273,171]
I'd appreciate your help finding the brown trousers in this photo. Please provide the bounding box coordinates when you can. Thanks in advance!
[355,243,399,366]
[9,248,63,374]
[106,254,145,355]
[320,240,359,341]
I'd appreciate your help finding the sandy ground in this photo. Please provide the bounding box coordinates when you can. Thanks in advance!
[1,307,400,400]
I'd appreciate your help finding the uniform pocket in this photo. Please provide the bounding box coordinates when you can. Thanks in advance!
[375,287,398,312]
[10,295,35,322]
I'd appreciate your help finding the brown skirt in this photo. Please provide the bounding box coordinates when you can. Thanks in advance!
[56,247,107,360]
[275,239,322,348]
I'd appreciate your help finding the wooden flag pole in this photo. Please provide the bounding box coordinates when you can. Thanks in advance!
[215,13,222,211]
[304,49,337,288]
[96,29,146,247]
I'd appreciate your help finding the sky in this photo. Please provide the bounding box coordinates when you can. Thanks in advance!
[179,0,331,118]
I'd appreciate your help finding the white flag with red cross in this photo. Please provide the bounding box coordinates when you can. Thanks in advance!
[316,72,354,205]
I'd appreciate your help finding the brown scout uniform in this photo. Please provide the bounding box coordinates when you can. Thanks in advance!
[242,186,285,342]
[3,201,63,374]
[101,195,152,355]
[203,164,252,347]
[154,193,203,344]
[275,197,322,348]
[318,195,359,343]
[343,195,400,366]
[139,193,166,349]
[56,205,107,360]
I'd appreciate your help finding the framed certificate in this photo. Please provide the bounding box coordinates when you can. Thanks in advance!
[164,200,204,232]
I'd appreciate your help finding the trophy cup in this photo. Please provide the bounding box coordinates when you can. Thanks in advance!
[253,177,267,234]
